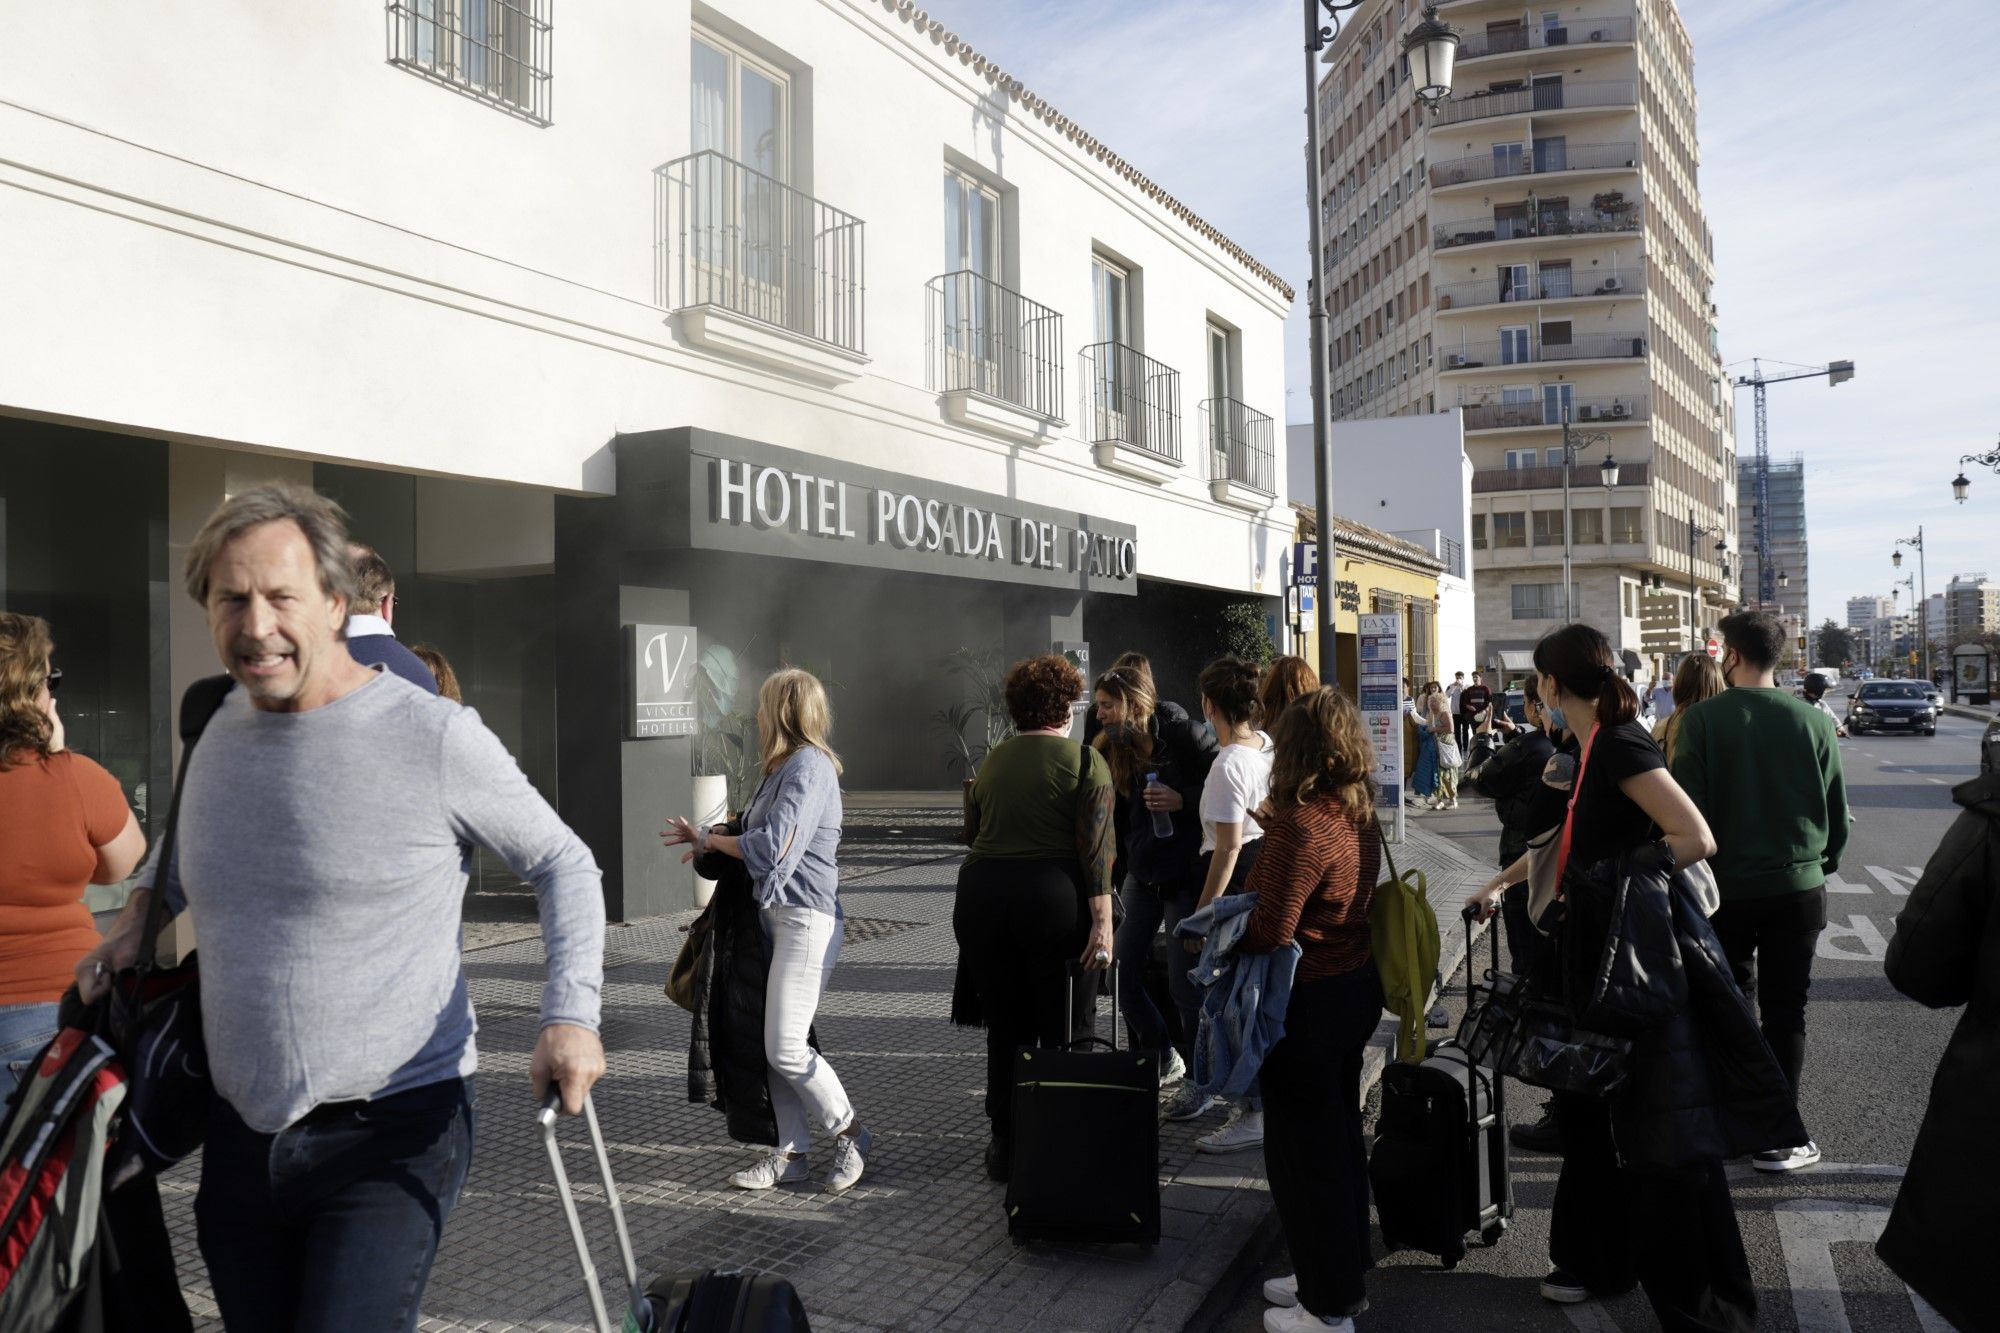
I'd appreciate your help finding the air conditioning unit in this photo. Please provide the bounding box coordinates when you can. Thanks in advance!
[1448,353,1470,368]
[1590,29,1606,41]
[1450,168,1468,183]
[1546,27,1569,44]
[1599,276,1624,294]
[1578,404,1600,422]
[1607,402,1630,420]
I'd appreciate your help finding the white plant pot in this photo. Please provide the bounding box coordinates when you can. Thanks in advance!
[690,773,730,909]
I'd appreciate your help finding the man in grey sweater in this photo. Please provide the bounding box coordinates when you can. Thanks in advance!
[79,483,606,1332]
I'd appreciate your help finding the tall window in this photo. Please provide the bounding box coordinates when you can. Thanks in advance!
[1471,514,1488,550]
[1499,325,1531,365]
[1611,506,1644,544]
[692,33,788,178]
[1512,583,1574,620]
[1092,254,1131,348]
[1574,508,1605,545]
[944,169,1000,280]
[1493,512,1527,549]
[1542,382,1576,424]
[941,168,1004,392]
[390,0,552,123]
[1532,510,1566,546]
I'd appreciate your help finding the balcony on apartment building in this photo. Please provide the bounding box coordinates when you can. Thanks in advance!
[1433,80,1638,128]
[654,150,867,383]
[1440,329,1648,371]
[1473,461,1651,494]
[1429,140,1638,191]
[1436,258,1645,313]
[1435,199,1641,251]
[1460,394,1650,432]
[925,270,1065,446]
[1455,16,1637,62]
[1084,342,1183,483]
[1201,397,1277,512]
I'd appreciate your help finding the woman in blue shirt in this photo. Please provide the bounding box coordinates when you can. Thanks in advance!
[663,668,869,1194]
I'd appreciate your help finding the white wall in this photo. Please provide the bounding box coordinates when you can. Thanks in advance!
[0,0,1293,595]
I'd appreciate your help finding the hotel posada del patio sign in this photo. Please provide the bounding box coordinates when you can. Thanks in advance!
[637,431,1140,595]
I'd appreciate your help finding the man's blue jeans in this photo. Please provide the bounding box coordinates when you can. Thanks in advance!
[196,1076,475,1333]
[1116,875,1201,1062]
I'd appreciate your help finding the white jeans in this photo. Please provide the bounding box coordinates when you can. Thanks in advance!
[761,905,854,1155]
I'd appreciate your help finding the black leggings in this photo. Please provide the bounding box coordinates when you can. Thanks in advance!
[951,858,1086,1140]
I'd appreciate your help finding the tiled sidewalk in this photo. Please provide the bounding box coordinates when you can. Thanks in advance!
[156,808,1492,1332]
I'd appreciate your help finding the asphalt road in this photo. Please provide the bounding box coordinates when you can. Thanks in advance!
[1214,696,1986,1332]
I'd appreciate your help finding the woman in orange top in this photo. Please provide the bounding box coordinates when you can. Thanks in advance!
[0,612,146,1098]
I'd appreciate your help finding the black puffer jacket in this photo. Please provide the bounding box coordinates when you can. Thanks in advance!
[685,846,817,1147]
[1876,772,2000,1333]
[1573,845,1807,1170]
[1106,702,1217,887]
[1465,727,1566,867]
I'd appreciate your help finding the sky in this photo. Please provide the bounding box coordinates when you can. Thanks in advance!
[912,0,2000,633]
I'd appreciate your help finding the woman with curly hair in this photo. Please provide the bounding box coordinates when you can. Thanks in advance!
[953,654,1116,1182]
[0,612,147,1098]
[1240,687,1385,1332]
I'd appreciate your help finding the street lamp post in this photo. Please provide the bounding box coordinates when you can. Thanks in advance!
[1686,508,1728,653]
[1304,2,1457,689]
[1953,435,2000,503]
[1558,407,1616,622]
[1892,529,1930,682]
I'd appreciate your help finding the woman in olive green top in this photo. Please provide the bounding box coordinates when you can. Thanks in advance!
[953,653,1116,1182]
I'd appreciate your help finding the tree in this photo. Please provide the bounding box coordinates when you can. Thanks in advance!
[1218,601,1277,666]
[1815,620,1855,669]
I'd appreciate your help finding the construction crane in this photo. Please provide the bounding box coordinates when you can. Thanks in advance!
[1731,358,1856,610]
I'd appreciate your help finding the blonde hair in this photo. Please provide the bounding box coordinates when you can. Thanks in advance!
[758,668,842,775]
[1091,665,1158,792]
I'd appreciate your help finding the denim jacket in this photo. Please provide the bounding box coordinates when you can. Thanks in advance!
[1176,894,1301,1098]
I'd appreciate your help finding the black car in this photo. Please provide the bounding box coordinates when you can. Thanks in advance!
[1848,680,1939,736]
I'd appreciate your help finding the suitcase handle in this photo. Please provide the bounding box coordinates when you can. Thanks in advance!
[539,1090,641,1333]
[1064,958,1120,1052]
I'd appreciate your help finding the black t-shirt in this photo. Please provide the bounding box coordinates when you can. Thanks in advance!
[1459,684,1493,718]
[1565,720,1666,872]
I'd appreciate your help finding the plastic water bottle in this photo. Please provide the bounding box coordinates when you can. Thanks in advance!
[1146,772,1175,838]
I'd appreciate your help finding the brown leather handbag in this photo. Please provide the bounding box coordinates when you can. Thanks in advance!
[664,909,713,1013]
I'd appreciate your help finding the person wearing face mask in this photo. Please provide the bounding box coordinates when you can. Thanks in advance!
[1669,610,1847,1175]
[1466,624,1804,1329]
[1093,664,1218,1108]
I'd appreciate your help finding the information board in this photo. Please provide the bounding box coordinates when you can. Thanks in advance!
[1358,612,1406,843]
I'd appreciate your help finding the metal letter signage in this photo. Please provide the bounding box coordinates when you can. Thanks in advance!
[626,624,698,739]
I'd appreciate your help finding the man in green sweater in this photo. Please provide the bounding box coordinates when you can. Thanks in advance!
[1671,609,1846,1174]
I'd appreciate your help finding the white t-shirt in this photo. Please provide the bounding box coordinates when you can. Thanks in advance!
[1447,683,1465,712]
[1199,732,1274,854]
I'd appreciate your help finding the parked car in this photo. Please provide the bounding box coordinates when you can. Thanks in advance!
[1848,680,1939,736]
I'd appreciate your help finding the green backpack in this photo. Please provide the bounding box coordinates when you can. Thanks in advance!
[1369,819,1441,1065]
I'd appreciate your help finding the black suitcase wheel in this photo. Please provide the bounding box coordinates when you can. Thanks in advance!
[1481,1220,1507,1246]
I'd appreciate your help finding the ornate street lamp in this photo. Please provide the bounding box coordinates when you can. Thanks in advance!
[1894,529,1930,681]
[1954,436,2000,504]
[1403,4,1461,107]
[1599,452,1620,488]
[1779,570,1791,590]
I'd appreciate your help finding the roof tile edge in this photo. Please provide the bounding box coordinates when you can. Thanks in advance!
[879,0,1297,304]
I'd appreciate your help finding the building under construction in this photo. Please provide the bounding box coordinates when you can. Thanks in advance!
[1735,452,1808,640]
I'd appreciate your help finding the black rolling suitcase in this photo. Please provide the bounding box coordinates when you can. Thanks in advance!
[1005,962,1161,1245]
[1368,910,1513,1269]
[540,1092,810,1331]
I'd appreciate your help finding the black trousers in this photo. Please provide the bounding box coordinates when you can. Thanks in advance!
[1454,714,1474,751]
[952,857,1085,1141]
[1260,963,1384,1319]
[1550,1093,1755,1331]
[1710,887,1826,1098]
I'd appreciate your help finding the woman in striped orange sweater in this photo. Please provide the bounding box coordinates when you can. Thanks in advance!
[1240,687,1383,1333]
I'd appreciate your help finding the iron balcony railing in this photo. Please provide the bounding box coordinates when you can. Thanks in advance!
[1436,260,1645,312]
[1460,395,1651,431]
[1082,342,1182,464]
[1456,16,1637,60]
[1435,206,1641,249]
[1472,461,1651,494]
[386,0,553,125]
[1201,398,1277,493]
[925,271,1064,421]
[654,150,866,354]
[1429,140,1638,188]
[1440,332,1648,371]
[1433,80,1638,127]
[1441,535,1465,579]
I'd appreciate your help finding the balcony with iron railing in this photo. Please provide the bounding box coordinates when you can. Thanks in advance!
[1435,205,1641,250]
[1440,331,1648,371]
[1436,260,1645,313]
[1459,395,1651,432]
[1456,16,1637,61]
[1429,140,1639,190]
[1201,397,1277,510]
[1473,461,1651,493]
[654,150,866,381]
[925,271,1064,442]
[1083,342,1182,482]
[1433,80,1638,127]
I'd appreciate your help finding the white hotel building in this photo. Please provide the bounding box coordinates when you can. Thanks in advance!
[0,0,1296,918]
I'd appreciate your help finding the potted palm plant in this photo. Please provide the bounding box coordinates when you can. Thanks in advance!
[690,642,763,907]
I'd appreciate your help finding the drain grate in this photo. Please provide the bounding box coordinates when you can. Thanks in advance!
[843,916,926,944]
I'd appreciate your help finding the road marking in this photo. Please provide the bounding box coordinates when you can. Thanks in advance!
[1819,914,1890,961]
[1927,778,1947,785]
[1563,1305,1624,1331]
[1866,866,1923,897]
[1774,1199,1951,1333]
[1826,872,1870,895]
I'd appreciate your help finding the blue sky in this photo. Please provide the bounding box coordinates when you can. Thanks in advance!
[913,0,2000,633]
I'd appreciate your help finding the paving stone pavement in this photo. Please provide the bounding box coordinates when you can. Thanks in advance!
[155,808,1492,1332]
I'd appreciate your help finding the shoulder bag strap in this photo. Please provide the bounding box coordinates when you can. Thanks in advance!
[1551,723,1601,901]
[136,675,234,980]
[1374,811,1402,886]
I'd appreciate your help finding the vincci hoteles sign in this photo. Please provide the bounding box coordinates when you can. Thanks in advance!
[675,435,1139,595]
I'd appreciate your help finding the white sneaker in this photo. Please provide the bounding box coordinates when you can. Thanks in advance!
[1159,1048,1189,1088]
[823,1124,872,1194]
[1162,1084,1218,1122]
[1262,1305,1352,1332]
[1197,1108,1265,1154]
[729,1152,807,1190]
[1752,1141,1821,1173]
[1262,1273,1299,1307]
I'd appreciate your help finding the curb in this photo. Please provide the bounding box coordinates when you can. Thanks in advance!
[1172,825,1496,1332]
[1943,703,1995,724]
